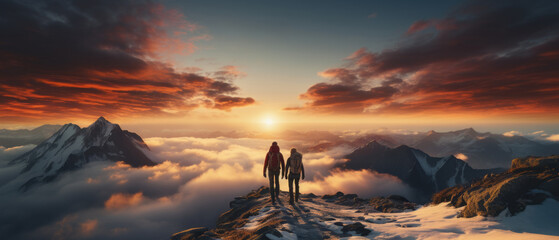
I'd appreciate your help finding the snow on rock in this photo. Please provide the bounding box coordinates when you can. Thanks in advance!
[171,187,559,240]
[3,117,157,192]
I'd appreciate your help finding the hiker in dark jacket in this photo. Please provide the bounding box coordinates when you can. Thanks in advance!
[285,148,305,204]
[263,142,285,204]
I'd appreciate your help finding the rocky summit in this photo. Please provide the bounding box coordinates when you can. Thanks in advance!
[171,187,416,240]
[432,155,559,217]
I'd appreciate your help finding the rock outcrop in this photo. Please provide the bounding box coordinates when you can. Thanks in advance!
[432,155,559,217]
[369,195,417,213]
[171,187,416,240]
[511,155,559,169]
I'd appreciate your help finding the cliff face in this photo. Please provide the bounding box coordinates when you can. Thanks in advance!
[171,187,416,240]
[432,155,559,217]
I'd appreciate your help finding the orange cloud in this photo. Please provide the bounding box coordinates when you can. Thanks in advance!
[293,1,559,117]
[80,219,98,236]
[0,0,254,123]
[301,169,415,199]
[105,192,144,210]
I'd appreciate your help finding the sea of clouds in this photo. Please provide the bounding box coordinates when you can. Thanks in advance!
[0,136,416,240]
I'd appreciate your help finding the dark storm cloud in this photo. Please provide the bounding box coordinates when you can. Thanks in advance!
[295,0,559,114]
[0,0,254,121]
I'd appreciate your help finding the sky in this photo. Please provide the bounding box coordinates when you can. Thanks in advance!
[1,0,558,134]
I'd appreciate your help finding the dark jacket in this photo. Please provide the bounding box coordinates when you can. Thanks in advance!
[263,145,285,175]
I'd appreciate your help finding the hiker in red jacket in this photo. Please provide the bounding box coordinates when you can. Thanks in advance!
[263,141,285,204]
[285,148,305,204]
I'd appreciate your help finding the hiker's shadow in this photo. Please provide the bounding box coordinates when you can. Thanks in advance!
[290,201,336,238]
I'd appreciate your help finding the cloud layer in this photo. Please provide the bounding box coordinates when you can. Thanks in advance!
[0,0,254,122]
[0,136,415,240]
[294,1,559,115]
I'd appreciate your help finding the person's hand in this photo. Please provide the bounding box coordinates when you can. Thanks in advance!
[281,174,284,179]
[302,174,305,180]
[263,172,266,178]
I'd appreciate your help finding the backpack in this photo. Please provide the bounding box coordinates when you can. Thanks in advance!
[289,152,303,174]
[267,152,280,170]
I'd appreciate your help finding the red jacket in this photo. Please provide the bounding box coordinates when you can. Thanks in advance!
[263,145,285,174]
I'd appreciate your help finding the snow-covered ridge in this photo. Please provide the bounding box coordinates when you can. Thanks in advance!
[3,117,157,192]
[171,187,559,240]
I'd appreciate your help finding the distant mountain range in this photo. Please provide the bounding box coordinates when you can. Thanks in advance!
[0,125,61,148]
[4,117,157,191]
[4,124,557,169]
[409,128,559,169]
[307,128,559,169]
[339,141,503,201]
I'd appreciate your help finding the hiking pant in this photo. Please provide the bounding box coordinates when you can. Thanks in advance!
[268,169,280,200]
[288,173,301,202]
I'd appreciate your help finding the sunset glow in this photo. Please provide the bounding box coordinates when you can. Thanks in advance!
[0,0,556,135]
[2,1,559,240]
[263,117,276,128]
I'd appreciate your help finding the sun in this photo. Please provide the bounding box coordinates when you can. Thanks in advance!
[263,117,275,127]
[259,114,282,131]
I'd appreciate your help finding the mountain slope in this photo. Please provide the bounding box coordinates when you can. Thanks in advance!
[340,141,502,200]
[6,117,157,191]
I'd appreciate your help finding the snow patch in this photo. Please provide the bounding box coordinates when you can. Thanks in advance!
[243,206,276,230]
[318,200,559,240]
[412,149,450,189]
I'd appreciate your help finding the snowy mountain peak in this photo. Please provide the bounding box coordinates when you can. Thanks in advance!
[92,116,109,125]
[87,116,116,132]
[44,123,80,144]
[6,118,157,191]
[84,117,119,146]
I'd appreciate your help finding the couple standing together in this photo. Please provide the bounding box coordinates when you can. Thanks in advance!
[263,142,305,204]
